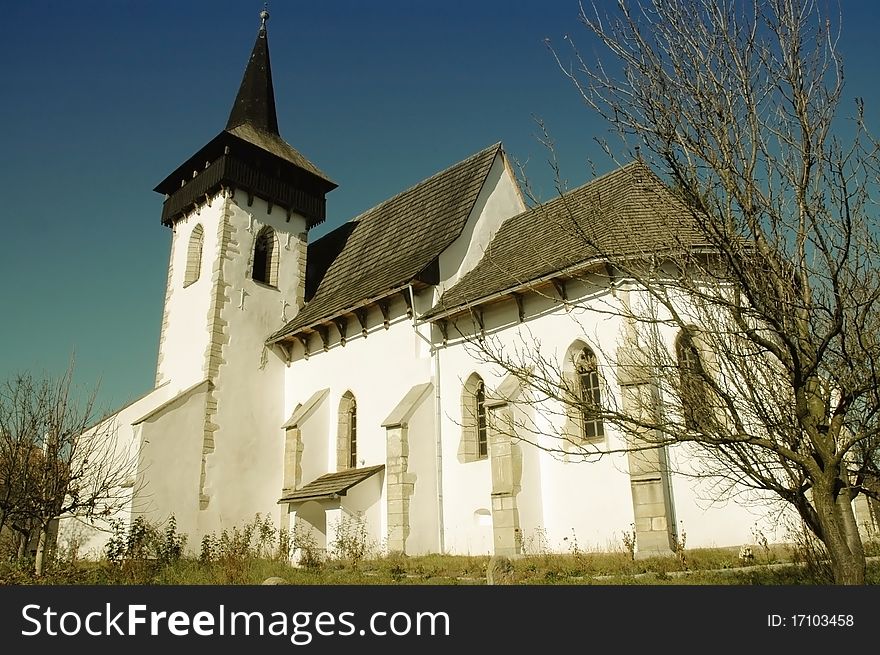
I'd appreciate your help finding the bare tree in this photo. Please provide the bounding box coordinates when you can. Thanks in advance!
[439,0,880,584]
[0,361,137,574]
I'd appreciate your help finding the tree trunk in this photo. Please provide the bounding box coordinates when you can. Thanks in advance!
[16,531,27,561]
[34,523,49,576]
[837,492,865,559]
[813,485,866,585]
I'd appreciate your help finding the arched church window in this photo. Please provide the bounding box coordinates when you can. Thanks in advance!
[575,347,604,439]
[676,329,710,432]
[475,379,488,458]
[460,373,489,463]
[338,391,358,470]
[348,398,358,469]
[184,224,204,287]
[252,226,279,287]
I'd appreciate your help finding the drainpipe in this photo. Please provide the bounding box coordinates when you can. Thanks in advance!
[408,283,445,554]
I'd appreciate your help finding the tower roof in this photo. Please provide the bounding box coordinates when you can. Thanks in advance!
[225,9,279,135]
[154,9,335,227]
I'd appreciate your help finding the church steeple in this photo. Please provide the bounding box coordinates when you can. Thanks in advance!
[154,10,336,229]
[226,9,279,135]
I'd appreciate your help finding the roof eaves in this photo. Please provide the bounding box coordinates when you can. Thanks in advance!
[423,243,716,323]
[266,283,413,344]
[423,255,608,322]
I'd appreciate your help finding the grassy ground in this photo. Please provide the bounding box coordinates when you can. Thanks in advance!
[4,543,879,585]
[5,515,877,584]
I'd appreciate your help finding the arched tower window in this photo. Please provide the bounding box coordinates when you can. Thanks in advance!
[676,329,710,432]
[337,391,358,471]
[459,373,489,463]
[184,224,204,287]
[252,226,279,287]
[562,341,605,443]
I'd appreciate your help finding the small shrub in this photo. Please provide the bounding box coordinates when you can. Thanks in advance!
[329,513,373,565]
[672,522,687,569]
[785,519,833,583]
[292,526,324,570]
[157,516,185,565]
[621,523,636,561]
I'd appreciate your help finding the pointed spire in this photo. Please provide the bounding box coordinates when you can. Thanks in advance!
[226,7,279,135]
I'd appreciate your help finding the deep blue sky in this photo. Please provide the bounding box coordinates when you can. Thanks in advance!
[2,1,879,413]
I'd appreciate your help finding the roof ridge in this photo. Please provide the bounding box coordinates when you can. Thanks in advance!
[343,142,502,225]
[524,160,644,213]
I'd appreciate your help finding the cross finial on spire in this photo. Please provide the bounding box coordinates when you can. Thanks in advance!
[260,5,269,33]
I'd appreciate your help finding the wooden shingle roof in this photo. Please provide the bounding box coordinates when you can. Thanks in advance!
[425,161,705,318]
[278,465,385,504]
[226,123,335,187]
[267,143,502,343]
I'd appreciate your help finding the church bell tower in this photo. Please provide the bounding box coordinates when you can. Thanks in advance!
[146,9,336,536]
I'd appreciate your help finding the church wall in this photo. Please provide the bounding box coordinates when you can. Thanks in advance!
[340,473,384,554]
[437,279,792,554]
[56,382,181,559]
[509,402,545,552]
[194,192,307,540]
[667,445,794,547]
[135,383,210,544]
[297,395,330,494]
[624,285,795,548]
[436,152,526,298]
[437,288,637,554]
[402,389,440,555]
[284,296,434,548]
[155,206,221,390]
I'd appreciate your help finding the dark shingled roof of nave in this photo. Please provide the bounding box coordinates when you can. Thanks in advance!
[267,143,502,342]
[425,161,706,318]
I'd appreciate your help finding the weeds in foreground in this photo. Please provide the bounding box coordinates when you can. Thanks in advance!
[3,515,877,585]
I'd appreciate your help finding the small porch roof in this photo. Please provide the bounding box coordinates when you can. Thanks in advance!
[278,465,385,504]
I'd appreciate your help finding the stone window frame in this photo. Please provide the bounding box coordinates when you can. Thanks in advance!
[183,223,204,287]
[252,225,280,287]
[562,340,606,445]
[337,391,357,471]
[459,373,489,463]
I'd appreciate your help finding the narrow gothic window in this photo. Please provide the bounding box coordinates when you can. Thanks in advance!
[476,379,488,458]
[252,226,278,286]
[184,224,204,287]
[676,330,709,432]
[575,348,604,439]
[348,398,358,469]
[460,373,488,463]
[338,391,358,471]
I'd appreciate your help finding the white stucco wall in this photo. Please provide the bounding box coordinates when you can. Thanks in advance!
[296,394,330,491]
[194,192,307,540]
[155,208,221,390]
[284,295,434,547]
[56,381,181,559]
[401,389,439,555]
[135,381,211,542]
[437,288,637,554]
[435,275,785,554]
[436,151,526,297]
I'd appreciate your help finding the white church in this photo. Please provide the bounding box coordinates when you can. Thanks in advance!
[66,13,821,561]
